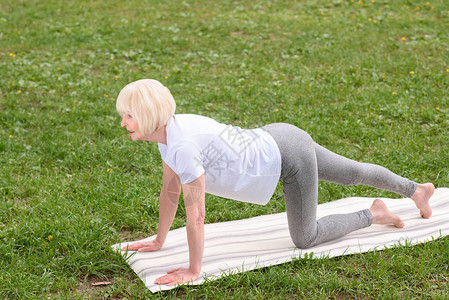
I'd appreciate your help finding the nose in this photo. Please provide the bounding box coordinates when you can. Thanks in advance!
[121,117,126,127]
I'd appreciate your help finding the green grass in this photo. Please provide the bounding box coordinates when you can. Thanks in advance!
[1,0,449,298]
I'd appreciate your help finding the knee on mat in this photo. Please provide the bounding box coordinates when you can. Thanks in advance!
[291,236,315,249]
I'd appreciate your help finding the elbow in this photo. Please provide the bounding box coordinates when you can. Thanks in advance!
[187,210,205,227]
[194,210,205,226]
[197,211,205,225]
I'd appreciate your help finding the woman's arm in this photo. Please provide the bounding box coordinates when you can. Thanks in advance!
[155,174,205,286]
[154,161,182,246]
[183,174,206,275]
[122,161,181,251]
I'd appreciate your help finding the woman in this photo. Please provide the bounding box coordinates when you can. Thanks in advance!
[118,79,434,286]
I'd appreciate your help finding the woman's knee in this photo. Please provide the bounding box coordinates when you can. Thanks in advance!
[288,225,317,249]
[290,234,315,249]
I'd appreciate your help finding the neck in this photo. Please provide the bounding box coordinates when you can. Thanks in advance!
[141,125,167,144]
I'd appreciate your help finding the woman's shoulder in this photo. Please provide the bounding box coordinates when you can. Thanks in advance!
[171,114,225,133]
[174,113,219,124]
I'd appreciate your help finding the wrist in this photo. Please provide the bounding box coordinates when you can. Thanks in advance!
[188,265,202,276]
[154,236,164,247]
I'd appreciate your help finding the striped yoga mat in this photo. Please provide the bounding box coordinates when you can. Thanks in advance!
[112,188,449,293]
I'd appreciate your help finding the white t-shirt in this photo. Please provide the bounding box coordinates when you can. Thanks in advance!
[158,114,282,205]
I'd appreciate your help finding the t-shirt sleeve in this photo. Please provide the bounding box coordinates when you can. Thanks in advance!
[171,142,205,184]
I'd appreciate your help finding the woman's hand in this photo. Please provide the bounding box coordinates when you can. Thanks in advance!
[121,239,162,252]
[154,267,200,286]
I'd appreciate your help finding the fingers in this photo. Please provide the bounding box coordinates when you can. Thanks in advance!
[155,275,189,286]
[121,240,162,252]
[154,269,198,286]
[121,242,143,251]
[137,246,158,252]
[167,267,184,274]
[121,241,154,251]
[154,273,184,285]
[154,274,175,285]
[167,279,184,286]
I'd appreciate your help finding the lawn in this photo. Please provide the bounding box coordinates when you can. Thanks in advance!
[1,0,448,298]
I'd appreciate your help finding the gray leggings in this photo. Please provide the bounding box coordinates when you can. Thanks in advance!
[262,123,417,249]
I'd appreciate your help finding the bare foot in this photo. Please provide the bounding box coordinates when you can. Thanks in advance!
[370,199,404,228]
[411,183,435,218]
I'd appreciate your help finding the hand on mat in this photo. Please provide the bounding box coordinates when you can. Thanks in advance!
[121,239,162,252]
[155,267,199,286]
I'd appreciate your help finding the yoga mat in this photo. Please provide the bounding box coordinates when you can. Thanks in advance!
[112,188,449,293]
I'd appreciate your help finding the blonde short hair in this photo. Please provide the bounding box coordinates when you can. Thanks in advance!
[116,79,176,136]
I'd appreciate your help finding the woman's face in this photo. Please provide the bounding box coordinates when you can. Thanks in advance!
[121,113,143,141]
